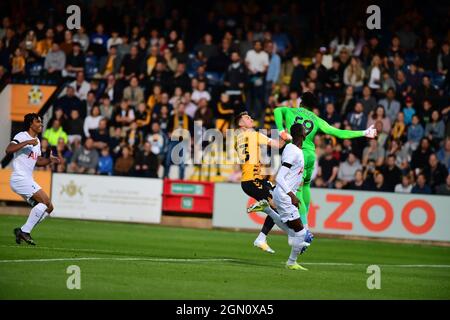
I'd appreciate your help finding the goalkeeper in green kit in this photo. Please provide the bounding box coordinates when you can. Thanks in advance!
[270,91,377,250]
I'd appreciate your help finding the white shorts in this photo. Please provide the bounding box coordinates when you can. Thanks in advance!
[10,178,41,206]
[273,187,300,223]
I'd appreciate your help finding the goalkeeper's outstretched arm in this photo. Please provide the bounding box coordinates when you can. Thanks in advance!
[316,115,377,139]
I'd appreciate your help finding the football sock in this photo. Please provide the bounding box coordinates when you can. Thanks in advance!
[287,229,307,265]
[261,215,275,235]
[256,232,266,242]
[21,203,48,234]
[263,206,294,236]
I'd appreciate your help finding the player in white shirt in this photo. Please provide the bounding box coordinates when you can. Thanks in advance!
[5,113,60,245]
[248,123,310,270]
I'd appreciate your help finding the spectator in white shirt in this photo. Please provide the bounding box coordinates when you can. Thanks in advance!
[84,105,103,137]
[69,71,91,101]
[395,175,413,193]
[191,80,211,103]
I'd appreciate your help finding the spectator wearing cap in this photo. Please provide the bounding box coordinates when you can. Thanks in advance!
[403,96,416,125]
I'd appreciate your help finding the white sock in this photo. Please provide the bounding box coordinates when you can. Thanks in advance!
[263,206,295,236]
[304,224,309,230]
[287,229,307,265]
[21,203,48,233]
[256,232,266,242]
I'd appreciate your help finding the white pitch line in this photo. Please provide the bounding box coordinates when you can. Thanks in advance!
[300,262,450,268]
[0,257,235,264]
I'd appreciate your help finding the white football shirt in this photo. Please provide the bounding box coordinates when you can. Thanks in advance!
[10,131,41,180]
[278,143,304,193]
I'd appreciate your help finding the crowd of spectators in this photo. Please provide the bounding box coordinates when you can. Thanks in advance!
[0,0,449,194]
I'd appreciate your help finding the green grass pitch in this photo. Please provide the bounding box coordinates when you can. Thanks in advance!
[0,214,449,299]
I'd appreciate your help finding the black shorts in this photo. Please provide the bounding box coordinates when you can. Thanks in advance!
[241,179,273,201]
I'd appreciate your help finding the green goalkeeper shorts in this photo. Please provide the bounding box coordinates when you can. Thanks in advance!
[301,149,316,184]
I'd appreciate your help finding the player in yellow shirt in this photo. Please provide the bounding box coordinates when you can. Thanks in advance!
[234,111,287,253]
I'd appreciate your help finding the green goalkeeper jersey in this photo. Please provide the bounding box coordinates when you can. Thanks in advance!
[274,106,365,152]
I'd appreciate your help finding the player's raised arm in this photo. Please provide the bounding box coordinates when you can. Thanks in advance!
[274,106,293,141]
[5,138,38,155]
[315,114,377,139]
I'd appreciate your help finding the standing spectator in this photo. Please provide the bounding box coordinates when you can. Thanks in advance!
[411,174,432,194]
[68,137,99,174]
[381,155,402,191]
[123,76,144,108]
[265,41,281,102]
[44,42,65,78]
[437,41,450,76]
[114,146,134,176]
[324,58,343,102]
[134,141,159,178]
[224,51,246,101]
[97,147,114,175]
[289,55,306,94]
[90,23,109,57]
[330,27,355,57]
[378,88,401,123]
[43,119,68,146]
[318,144,339,187]
[245,40,269,121]
[418,37,438,72]
[367,54,382,91]
[423,154,448,192]
[83,105,103,138]
[395,175,413,193]
[338,152,362,186]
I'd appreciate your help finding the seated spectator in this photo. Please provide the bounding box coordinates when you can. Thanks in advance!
[68,137,99,174]
[97,146,113,175]
[395,175,413,193]
[48,107,66,130]
[120,45,143,81]
[343,57,365,92]
[146,84,162,113]
[402,96,416,125]
[337,152,362,186]
[54,137,72,173]
[362,138,385,167]
[134,141,159,178]
[191,80,211,103]
[99,94,114,120]
[63,42,85,78]
[380,154,402,191]
[113,99,135,128]
[436,137,450,169]
[11,48,26,75]
[148,61,173,92]
[103,73,122,103]
[405,114,424,152]
[65,109,84,144]
[369,172,389,192]
[91,118,111,150]
[317,144,339,187]
[194,99,214,130]
[163,48,178,73]
[54,86,83,119]
[114,145,134,176]
[391,111,407,141]
[423,154,448,192]
[146,122,167,157]
[126,121,144,151]
[322,102,341,127]
[43,119,68,146]
[411,174,432,194]
[123,76,144,108]
[107,30,123,51]
[35,27,54,57]
[99,45,121,77]
[73,26,89,53]
[135,102,151,135]
[435,174,450,196]
[411,138,433,172]
[216,93,236,134]
[425,110,445,148]
[367,105,391,134]
[169,86,184,106]
[378,88,400,123]
[346,102,367,131]
[69,71,91,101]
[346,169,367,190]
[152,92,173,118]
[387,139,410,172]
[44,42,65,78]
[380,72,396,95]
[84,105,103,138]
